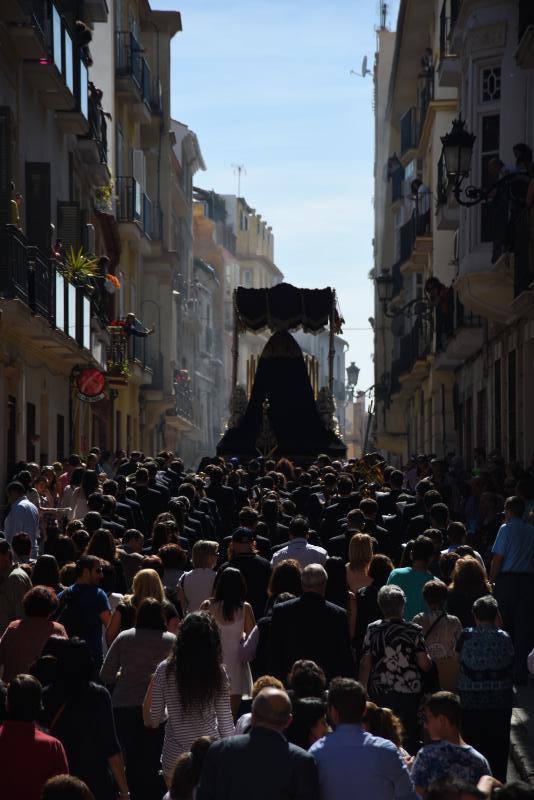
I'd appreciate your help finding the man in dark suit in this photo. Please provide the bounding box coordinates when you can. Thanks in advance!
[132,468,164,531]
[259,498,289,548]
[404,488,442,541]
[206,466,236,535]
[327,509,366,559]
[115,476,146,532]
[102,479,135,529]
[269,564,354,683]
[217,527,271,620]
[196,688,319,800]
[319,476,357,544]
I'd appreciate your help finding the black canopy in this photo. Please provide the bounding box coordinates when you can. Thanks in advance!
[235,283,342,333]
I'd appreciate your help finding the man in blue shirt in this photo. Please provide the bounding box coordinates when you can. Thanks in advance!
[309,678,418,800]
[57,555,111,667]
[491,495,534,684]
[4,482,40,558]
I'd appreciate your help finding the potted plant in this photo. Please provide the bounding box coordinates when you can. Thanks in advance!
[94,179,114,214]
[64,246,99,286]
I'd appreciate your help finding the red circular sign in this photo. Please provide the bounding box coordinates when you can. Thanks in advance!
[76,368,106,398]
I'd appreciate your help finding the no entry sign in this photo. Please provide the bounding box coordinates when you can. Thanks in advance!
[76,368,106,403]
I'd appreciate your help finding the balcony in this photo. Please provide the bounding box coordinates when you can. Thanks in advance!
[454,182,530,323]
[437,2,460,86]
[7,0,48,59]
[142,194,162,241]
[510,206,534,318]
[116,176,143,240]
[434,286,484,369]
[76,86,109,181]
[397,317,433,390]
[399,194,432,275]
[400,107,420,160]
[0,224,95,361]
[23,3,82,112]
[435,153,459,230]
[83,0,109,24]
[391,260,403,297]
[516,0,534,68]
[115,31,151,123]
[391,167,404,206]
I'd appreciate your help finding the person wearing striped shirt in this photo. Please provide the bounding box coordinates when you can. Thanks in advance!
[143,611,234,785]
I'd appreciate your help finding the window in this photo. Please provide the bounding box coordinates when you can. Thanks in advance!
[242,269,252,288]
[494,359,502,451]
[26,402,36,462]
[56,414,65,461]
[508,350,517,461]
[64,26,74,93]
[52,5,62,73]
[481,66,501,103]
[480,113,500,242]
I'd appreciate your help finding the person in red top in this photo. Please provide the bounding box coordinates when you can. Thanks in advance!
[0,674,68,800]
[0,586,67,682]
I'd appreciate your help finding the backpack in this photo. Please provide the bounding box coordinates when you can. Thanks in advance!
[57,587,86,638]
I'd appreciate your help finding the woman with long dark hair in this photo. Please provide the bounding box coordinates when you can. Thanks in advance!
[101,598,175,799]
[143,612,234,786]
[201,568,255,716]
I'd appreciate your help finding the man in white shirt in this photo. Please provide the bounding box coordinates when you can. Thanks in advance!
[271,516,327,569]
[4,481,40,558]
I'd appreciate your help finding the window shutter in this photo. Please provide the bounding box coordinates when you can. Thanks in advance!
[26,162,51,251]
[0,107,13,226]
[132,148,145,189]
[57,201,81,251]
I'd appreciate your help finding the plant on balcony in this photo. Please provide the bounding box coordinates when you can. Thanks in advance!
[94,180,114,214]
[64,246,99,285]
[106,358,130,378]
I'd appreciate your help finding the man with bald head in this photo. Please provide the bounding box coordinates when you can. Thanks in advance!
[196,688,319,799]
[268,564,354,683]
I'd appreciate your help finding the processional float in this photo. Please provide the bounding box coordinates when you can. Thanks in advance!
[216,283,347,462]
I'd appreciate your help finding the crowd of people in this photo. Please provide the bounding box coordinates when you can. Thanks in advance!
[1,446,534,799]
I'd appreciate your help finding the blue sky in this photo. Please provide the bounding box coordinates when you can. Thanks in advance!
[153,0,399,393]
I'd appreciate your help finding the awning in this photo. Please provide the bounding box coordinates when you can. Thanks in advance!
[235,283,343,333]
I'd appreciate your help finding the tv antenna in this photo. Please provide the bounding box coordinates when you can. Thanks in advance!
[231,164,247,197]
[379,2,388,29]
[350,55,371,78]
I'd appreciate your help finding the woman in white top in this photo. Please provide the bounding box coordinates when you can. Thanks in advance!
[177,540,218,613]
[143,611,234,786]
[201,567,255,717]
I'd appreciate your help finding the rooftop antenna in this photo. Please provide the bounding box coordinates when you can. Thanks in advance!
[380,2,388,29]
[231,164,247,197]
[350,55,371,78]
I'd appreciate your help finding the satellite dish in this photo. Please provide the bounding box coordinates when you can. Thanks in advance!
[349,56,371,78]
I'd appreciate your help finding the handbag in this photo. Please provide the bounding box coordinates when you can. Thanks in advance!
[420,613,446,694]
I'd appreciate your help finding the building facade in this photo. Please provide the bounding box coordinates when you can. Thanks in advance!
[221,194,284,397]
[0,0,113,488]
[374,0,534,469]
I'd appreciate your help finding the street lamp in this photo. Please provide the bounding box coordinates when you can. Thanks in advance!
[374,269,431,319]
[440,117,528,208]
[346,362,360,388]
[441,116,476,180]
